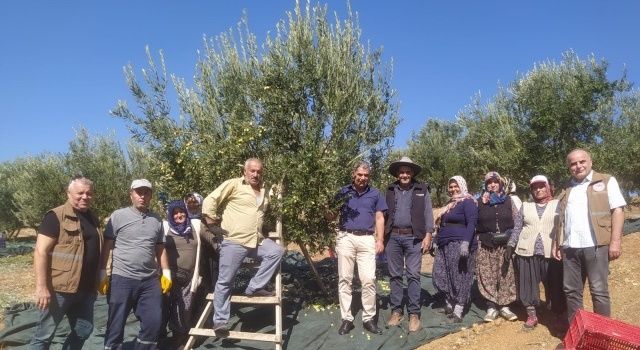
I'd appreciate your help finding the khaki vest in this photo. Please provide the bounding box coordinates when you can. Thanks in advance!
[50,202,102,293]
[515,200,558,258]
[555,171,612,246]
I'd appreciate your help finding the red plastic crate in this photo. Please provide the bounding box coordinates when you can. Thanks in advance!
[564,309,640,350]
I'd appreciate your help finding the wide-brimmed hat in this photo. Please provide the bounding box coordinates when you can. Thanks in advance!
[388,156,422,177]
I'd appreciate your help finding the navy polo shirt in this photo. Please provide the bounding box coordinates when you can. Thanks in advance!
[338,184,387,232]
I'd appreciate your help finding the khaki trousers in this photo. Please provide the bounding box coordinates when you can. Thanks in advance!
[335,231,377,322]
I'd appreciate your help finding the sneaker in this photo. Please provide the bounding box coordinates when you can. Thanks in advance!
[484,308,498,322]
[386,310,404,328]
[523,315,538,330]
[500,307,518,321]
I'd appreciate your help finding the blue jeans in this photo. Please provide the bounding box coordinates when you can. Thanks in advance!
[213,238,284,326]
[105,274,163,350]
[29,290,96,350]
[385,234,423,315]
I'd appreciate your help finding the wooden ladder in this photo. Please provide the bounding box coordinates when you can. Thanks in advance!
[184,230,284,350]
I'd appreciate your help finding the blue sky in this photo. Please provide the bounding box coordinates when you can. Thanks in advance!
[1,1,639,162]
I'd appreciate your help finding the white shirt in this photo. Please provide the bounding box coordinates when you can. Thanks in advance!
[564,171,626,248]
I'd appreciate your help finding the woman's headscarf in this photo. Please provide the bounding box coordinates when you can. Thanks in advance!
[185,192,203,219]
[529,175,553,204]
[167,200,192,236]
[444,175,475,212]
[481,171,507,205]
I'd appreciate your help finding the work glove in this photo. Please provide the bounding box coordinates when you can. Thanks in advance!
[98,269,109,295]
[161,269,172,295]
[459,241,469,259]
[503,245,514,264]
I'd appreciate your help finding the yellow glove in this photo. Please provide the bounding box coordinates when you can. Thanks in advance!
[161,269,172,294]
[98,269,109,295]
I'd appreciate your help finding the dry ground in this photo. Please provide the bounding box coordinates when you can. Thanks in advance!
[2,211,640,350]
[416,205,640,350]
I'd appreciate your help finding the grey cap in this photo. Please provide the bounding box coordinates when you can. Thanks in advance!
[130,179,153,190]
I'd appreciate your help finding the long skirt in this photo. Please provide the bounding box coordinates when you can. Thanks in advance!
[476,244,516,306]
[167,282,195,335]
[516,255,566,314]
[432,240,476,306]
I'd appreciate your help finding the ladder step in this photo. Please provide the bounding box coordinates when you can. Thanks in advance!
[189,328,280,343]
[206,293,280,304]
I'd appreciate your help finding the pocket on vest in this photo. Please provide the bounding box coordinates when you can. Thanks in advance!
[60,221,81,244]
[595,216,612,232]
[51,244,80,272]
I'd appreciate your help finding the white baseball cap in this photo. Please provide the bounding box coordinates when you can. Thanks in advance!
[529,175,549,185]
[130,179,153,190]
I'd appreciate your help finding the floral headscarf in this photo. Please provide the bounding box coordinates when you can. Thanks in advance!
[444,175,475,213]
[166,200,192,237]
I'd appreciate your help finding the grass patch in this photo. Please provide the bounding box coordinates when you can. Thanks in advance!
[0,253,34,310]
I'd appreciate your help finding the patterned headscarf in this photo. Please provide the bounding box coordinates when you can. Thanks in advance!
[185,192,203,219]
[166,200,192,237]
[444,175,475,213]
[481,171,507,205]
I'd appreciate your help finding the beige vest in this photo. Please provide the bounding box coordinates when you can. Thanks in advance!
[555,171,612,246]
[515,200,558,258]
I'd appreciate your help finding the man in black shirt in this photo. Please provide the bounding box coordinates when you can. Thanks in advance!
[30,176,102,350]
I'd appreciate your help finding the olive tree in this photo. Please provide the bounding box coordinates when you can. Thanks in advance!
[112,1,398,253]
[406,119,467,206]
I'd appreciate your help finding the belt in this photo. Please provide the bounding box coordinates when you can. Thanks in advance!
[391,227,413,235]
[343,229,374,236]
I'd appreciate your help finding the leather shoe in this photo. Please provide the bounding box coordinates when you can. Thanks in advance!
[245,288,275,297]
[338,320,354,335]
[363,319,382,334]
[212,322,229,334]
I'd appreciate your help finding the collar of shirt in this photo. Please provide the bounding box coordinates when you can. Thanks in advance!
[571,170,594,186]
[394,182,415,191]
[129,206,149,217]
[348,184,371,196]
[241,178,264,188]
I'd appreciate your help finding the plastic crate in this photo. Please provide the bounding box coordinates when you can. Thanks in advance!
[564,309,640,350]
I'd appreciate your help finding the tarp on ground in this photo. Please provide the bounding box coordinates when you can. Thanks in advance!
[0,251,486,350]
[624,218,640,235]
[0,241,34,258]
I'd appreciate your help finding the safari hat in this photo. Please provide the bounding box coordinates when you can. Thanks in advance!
[388,156,422,177]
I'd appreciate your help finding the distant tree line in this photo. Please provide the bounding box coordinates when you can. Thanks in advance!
[0,129,150,237]
[405,51,640,206]
[1,3,638,248]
